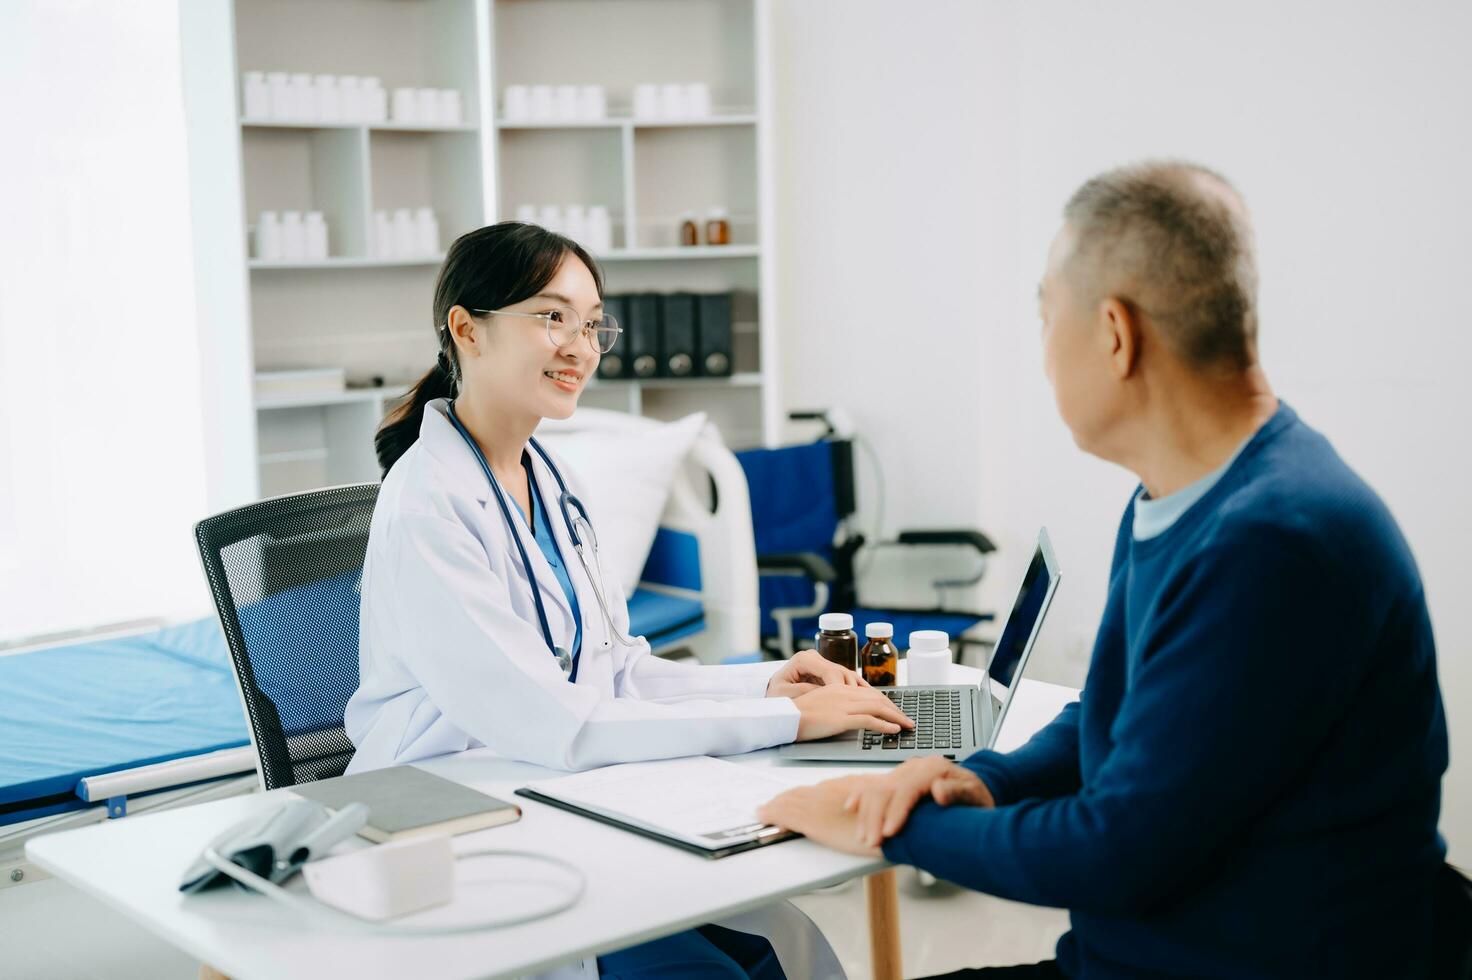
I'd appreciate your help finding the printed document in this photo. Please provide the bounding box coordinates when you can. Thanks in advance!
[523,756,803,851]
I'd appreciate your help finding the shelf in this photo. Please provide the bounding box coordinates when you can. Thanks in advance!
[497,118,622,131]
[255,386,408,411]
[633,114,758,129]
[591,373,762,390]
[242,119,477,134]
[258,448,330,465]
[596,245,758,262]
[249,255,445,271]
[495,114,757,132]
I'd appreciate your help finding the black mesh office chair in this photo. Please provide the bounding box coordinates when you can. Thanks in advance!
[194,484,378,790]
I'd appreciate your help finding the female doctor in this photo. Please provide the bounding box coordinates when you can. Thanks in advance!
[345,222,911,979]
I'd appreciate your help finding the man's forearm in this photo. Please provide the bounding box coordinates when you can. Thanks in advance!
[959,701,1082,805]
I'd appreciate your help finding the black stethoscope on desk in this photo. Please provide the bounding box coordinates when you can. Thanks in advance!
[445,401,640,680]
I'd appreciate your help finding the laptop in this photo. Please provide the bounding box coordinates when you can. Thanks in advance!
[779,527,1061,762]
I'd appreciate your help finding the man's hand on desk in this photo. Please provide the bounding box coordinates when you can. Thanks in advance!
[758,758,995,855]
[765,649,869,699]
[757,777,882,857]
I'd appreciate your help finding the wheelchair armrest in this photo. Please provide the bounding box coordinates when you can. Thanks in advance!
[895,529,998,556]
[757,552,838,583]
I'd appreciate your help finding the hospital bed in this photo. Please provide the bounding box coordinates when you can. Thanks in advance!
[0,415,760,884]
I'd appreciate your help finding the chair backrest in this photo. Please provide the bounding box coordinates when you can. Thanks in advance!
[736,438,861,636]
[194,484,378,790]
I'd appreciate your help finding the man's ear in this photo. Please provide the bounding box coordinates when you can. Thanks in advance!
[1100,297,1139,380]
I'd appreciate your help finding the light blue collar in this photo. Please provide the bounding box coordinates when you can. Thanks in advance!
[1133,438,1251,541]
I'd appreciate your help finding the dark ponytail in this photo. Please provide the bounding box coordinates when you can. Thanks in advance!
[374,222,603,474]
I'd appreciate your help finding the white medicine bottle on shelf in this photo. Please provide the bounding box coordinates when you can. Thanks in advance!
[416,88,440,125]
[414,208,439,256]
[563,205,588,246]
[659,83,687,119]
[255,211,282,261]
[373,210,394,259]
[530,85,554,121]
[536,204,562,235]
[554,85,579,122]
[280,211,306,261]
[684,82,712,118]
[289,74,314,122]
[363,78,387,123]
[503,85,530,121]
[242,72,269,120]
[392,87,417,125]
[314,75,340,125]
[304,211,329,260]
[633,83,660,120]
[339,77,363,123]
[392,209,416,257]
[586,205,612,254]
[578,85,605,121]
[438,89,462,126]
[267,72,291,121]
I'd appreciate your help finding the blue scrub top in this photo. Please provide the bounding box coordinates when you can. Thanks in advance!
[516,454,583,667]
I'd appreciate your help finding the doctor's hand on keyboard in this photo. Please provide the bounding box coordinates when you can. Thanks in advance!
[766,649,871,700]
[792,686,915,741]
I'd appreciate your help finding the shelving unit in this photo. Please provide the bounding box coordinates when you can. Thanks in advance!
[209,0,776,499]
[489,0,776,451]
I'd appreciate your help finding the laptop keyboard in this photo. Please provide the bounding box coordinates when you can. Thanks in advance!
[861,689,965,751]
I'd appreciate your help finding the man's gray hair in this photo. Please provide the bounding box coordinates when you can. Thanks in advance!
[1063,161,1259,370]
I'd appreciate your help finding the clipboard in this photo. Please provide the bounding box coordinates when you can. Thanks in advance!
[514,787,800,860]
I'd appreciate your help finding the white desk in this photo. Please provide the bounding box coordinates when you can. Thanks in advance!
[27,672,1077,980]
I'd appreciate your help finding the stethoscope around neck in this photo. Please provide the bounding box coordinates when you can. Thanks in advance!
[445,401,640,679]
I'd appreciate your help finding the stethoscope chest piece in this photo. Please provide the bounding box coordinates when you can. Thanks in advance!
[555,647,574,674]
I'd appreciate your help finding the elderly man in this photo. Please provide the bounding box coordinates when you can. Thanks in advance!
[760,162,1452,978]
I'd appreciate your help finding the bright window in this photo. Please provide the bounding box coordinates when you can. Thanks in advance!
[0,1,212,644]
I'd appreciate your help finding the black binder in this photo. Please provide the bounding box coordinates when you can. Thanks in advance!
[697,292,734,377]
[626,293,661,379]
[598,294,629,379]
[660,293,698,377]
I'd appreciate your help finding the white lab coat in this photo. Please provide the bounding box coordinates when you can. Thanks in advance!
[345,399,842,979]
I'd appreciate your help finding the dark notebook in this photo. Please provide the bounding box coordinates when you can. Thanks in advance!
[291,765,521,843]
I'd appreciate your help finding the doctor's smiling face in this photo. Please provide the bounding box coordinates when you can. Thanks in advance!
[449,251,602,425]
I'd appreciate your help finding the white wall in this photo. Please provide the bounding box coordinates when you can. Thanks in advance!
[0,1,215,641]
[771,0,1021,609]
[775,0,1471,862]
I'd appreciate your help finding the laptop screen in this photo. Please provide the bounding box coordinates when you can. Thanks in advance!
[988,532,1058,690]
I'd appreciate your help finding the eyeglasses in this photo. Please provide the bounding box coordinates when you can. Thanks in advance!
[472,306,622,354]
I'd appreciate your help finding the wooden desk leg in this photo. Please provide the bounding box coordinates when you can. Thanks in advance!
[865,869,903,980]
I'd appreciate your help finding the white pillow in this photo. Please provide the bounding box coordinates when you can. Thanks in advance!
[535,411,707,595]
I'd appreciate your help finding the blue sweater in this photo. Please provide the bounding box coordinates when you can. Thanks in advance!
[884,404,1448,978]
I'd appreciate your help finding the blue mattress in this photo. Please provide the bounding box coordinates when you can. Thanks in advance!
[0,617,247,826]
[1,583,704,826]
